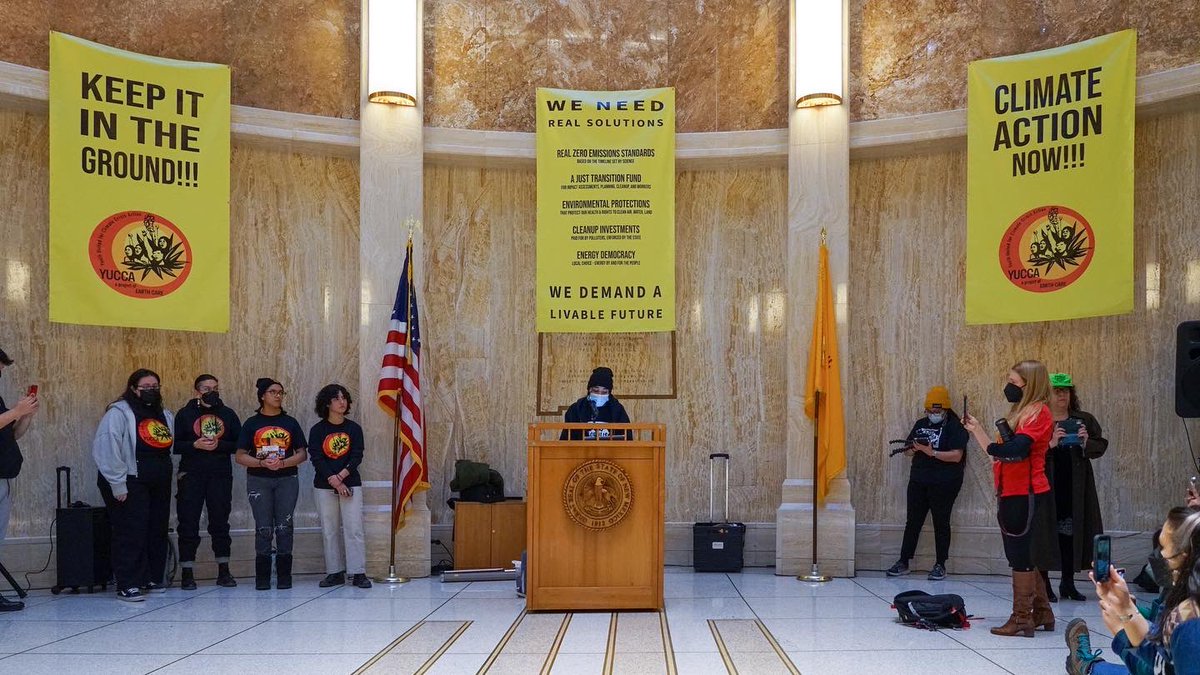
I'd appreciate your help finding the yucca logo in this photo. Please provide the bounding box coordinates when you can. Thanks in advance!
[998,205,1094,293]
[89,210,192,299]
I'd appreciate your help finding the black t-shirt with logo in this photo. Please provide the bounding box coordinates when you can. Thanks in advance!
[173,399,243,474]
[237,412,307,478]
[906,415,968,484]
[308,418,365,490]
[0,396,23,479]
[132,404,173,456]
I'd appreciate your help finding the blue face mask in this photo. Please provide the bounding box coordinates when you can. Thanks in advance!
[588,394,609,407]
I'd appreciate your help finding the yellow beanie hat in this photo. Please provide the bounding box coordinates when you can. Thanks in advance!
[924,386,952,411]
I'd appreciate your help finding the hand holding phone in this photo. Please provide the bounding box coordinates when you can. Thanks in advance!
[27,384,38,397]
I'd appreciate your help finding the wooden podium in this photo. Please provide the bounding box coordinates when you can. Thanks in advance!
[526,423,665,611]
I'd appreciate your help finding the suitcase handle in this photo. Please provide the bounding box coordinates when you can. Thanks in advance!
[57,466,71,510]
[708,454,731,523]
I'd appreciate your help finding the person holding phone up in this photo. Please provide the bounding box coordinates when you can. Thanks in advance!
[1065,507,1200,675]
[963,359,1058,638]
[1043,372,1107,603]
[309,384,370,589]
[0,348,38,612]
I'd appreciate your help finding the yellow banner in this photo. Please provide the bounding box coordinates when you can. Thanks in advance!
[536,88,675,333]
[49,32,231,332]
[966,30,1135,325]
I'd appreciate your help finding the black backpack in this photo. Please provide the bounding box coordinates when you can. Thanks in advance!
[892,590,971,630]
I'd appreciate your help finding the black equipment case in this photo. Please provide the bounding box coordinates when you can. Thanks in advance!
[692,453,746,572]
[52,466,111,594]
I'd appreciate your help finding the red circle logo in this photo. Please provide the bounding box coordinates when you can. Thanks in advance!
[138,419,173,449]
[323,432,351,459]
[998,205,1095,293]
[89,211,192,299]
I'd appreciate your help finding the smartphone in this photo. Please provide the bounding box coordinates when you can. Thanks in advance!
[1060,418,1082,446]
[962,396,968,421]
[1093,534,1112,582]
[27,384,37,397]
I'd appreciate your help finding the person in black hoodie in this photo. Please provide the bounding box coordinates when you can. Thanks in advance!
[235,378,307,590]
[309,384,370,589]
[886,386,968,581]
[173,373,242,590]
[561,367,631,440]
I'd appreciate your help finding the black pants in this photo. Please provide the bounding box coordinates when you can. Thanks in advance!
[998,492,1055,571]
[900,478,962,565]
[175,470,233,564]
[97,453,173,590]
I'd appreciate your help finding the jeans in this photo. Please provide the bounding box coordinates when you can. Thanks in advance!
[175,470,233,564]
[97,454,173,590]
[246,474,298,556]
[899,478,962,565]
[315,487,366,575]
[1090,661,1130,674]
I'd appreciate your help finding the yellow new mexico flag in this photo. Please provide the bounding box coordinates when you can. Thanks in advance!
[804,241,845,506]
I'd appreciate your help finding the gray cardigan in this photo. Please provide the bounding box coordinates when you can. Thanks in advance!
[91,400,175,497]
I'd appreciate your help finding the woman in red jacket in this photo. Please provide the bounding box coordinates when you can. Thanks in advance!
[964,359,1057,638]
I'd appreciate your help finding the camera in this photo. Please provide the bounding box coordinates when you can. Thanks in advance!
[995,418,1014,442]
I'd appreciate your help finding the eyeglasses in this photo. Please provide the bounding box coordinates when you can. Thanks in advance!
[265,389,287,397]
[198,386,220,394]
[137,385,161,392]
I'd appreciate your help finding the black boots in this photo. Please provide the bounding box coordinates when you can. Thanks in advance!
[180,567,197,590]
[255,554,272,590]
[276,554,293,590]
[352,573,373,589]
[319,571,346,588]
[216,562,237,588]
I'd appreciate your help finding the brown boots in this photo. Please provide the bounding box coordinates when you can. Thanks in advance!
[1032,569,1056,631]
[990,570,1039,637]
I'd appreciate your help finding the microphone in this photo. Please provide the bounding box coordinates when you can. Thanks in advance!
[587,398,598,422]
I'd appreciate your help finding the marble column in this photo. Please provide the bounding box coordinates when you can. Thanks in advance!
[359,1,430,578]
[775,0,856,577]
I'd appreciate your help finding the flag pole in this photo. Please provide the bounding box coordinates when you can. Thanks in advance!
[377,231,415,585]
[800,232,833,584]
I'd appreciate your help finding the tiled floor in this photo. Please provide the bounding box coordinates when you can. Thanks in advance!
[0,567,1115,674]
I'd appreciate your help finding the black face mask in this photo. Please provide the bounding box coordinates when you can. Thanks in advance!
[1003,382,1024,403]
[200,391,223,408]
[1149,548,1173,591]
[139,389,162,407]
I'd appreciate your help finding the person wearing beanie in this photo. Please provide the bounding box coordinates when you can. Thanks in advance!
[172,373,242,590]
[1042,372,1107,603]
[235,378,307,590]
[886,385,968,581]
[92,369,175,602]
[561,366,630,440]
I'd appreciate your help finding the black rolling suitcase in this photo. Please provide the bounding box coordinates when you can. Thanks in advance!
[51,466,112,594]
[693,453,746,572]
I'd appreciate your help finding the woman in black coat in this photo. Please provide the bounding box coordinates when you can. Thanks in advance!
[1043,372,1107,601]
[561,367,630,440]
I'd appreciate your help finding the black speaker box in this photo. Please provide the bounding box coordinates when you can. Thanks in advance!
[1177,321,1200,418]
[55,505,111,591]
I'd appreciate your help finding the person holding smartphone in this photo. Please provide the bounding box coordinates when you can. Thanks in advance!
[886,386,967,581]
[235,378,307,590]
[963,359,1057,637]
[308,384,370,589]
[1065,507,1200,675]
[0,348,38,612]
[1043,372,1107,603]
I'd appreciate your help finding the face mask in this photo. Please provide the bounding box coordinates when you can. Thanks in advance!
[200,391,223,408]
[1149,548,1173,590]
[1003,382,1024,403]
[588,394,609,407]
[139,388,162,406]
[927,412,945,424]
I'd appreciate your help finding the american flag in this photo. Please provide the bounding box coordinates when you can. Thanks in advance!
[377,238,428,530]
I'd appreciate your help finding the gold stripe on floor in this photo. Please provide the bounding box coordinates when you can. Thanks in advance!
[415,620,474,675]
[707,619,738,675]
[603,613,618,675]
[539,613,572,675]
[754,619,801,675]
[477,609,528,675]
[353,621,427,675]
[659,611,677,675]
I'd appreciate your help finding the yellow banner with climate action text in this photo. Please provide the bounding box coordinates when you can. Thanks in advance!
[49,32,230,332]
[536,87,675,333]
[966,30,1135,325]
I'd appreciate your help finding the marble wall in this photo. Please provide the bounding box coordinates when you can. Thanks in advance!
[1,1,1194,127]
[0,109,360,542]
[847,107,1200,533]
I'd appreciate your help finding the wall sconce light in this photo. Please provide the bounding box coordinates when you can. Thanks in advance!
[367,0,419,106]
[794,0,844,108]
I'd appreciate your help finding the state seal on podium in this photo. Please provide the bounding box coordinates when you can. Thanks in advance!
[562,459,633,530]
